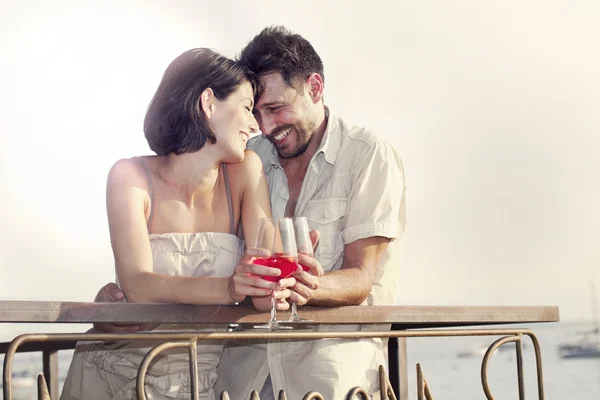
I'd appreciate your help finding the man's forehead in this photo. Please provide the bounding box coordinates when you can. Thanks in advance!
[256,72,296,106]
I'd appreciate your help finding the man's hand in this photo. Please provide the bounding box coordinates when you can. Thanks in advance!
[95,282,125,302]
[289,229,324,306]
[93,283,142,333]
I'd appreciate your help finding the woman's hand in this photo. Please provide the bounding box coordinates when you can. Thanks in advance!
[228,247,297,304]
[251,274,298,311]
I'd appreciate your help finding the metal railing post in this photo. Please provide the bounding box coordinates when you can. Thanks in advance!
[42,348,59,399]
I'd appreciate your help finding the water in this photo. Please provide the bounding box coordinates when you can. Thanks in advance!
[404,322,600,399]
[1,322,599,399]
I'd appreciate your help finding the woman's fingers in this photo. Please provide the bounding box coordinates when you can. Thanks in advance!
[272,288,292,300]
[275,298,290,311]
[233,271,278,289]
[276,277,296,289]
[235,262,281,277]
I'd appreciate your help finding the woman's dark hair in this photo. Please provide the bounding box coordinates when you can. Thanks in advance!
[144,48,255,155]
[237,26,324,98]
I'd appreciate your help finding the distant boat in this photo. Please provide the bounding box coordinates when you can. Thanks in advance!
[558,275,600,359]
[558,327,600,359]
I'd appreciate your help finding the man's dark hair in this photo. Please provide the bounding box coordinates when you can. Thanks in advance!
[144,48,255,155]
[237,26,324,96]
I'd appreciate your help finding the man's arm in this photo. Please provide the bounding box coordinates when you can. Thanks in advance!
[310,236,389,306]
[292,138,406,306]
[291,237,389,306]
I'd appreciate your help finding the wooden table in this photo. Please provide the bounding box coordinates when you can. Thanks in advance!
[0,301,560,400]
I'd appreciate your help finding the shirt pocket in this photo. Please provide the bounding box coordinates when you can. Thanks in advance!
[303,198,347,270]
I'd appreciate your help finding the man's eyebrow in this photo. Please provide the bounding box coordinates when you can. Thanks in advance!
[259,101,283,108]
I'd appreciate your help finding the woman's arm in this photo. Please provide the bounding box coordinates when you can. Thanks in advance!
[236,150,272,246]
[107,158,244,305]
[229,150,296,311]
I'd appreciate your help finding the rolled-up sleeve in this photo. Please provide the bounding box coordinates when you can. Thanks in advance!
[342,141,406,245]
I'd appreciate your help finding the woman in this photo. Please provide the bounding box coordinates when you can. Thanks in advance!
[60,48,296,400]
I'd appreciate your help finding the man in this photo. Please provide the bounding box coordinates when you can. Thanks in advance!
[98,26,407,399]
[216,26,406,400]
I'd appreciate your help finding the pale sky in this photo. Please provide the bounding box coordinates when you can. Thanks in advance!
[1,0,599,340]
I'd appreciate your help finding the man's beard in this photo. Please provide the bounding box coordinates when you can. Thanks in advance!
[268,120,316,159]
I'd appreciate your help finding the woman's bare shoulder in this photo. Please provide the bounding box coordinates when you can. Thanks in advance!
[107,157,152,193]
[226,150,264,179]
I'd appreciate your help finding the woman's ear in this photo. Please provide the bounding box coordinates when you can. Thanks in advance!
[200,88,215,119]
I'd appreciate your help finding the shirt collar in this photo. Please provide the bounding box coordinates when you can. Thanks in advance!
[315,107,341,166]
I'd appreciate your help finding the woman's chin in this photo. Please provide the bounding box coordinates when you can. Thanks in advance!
[224,152,245,164]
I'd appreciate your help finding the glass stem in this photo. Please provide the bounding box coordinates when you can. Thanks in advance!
[291,302,299,317]
[269,295,277,325]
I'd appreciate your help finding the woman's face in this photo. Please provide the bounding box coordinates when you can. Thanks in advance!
[209,81,259,163]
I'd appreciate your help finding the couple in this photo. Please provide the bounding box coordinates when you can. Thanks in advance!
[61,26,407,400]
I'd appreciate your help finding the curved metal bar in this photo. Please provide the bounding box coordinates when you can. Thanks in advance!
[378,365,396,400]
[515,334,525,400]
[481,336,521,400]
[189,337,199,400]
[0,328,556,343]
[416,364,433,400]
[302,392,325,400]
[524,331,545,400]
[37,373,51,400]
[2,328,547,400]
[136,341,191,400]
[2,333,28,400]
[377,365,397,400]
[250,390,261,400]
[416,364,424,400]
[346,386,371,400]
[424,382,433,400]
[480,332,546,400]
[379,364,387,400]
[220,391,231,400]
[278,389,289,400]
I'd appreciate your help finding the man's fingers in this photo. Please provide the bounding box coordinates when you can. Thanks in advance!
[291,282,313,299]
[301,272,320,290]
[293,267,320,290]
[309,229,320,252]
[297,254,324,277]
[288,290,308,306]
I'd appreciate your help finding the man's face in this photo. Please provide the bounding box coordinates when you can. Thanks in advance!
[253,72,317,159]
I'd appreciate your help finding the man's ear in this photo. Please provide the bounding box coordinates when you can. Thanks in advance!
[306,73,324,103]
[200,88,216,119]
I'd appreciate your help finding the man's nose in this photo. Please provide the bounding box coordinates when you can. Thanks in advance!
[260,114,277,137]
